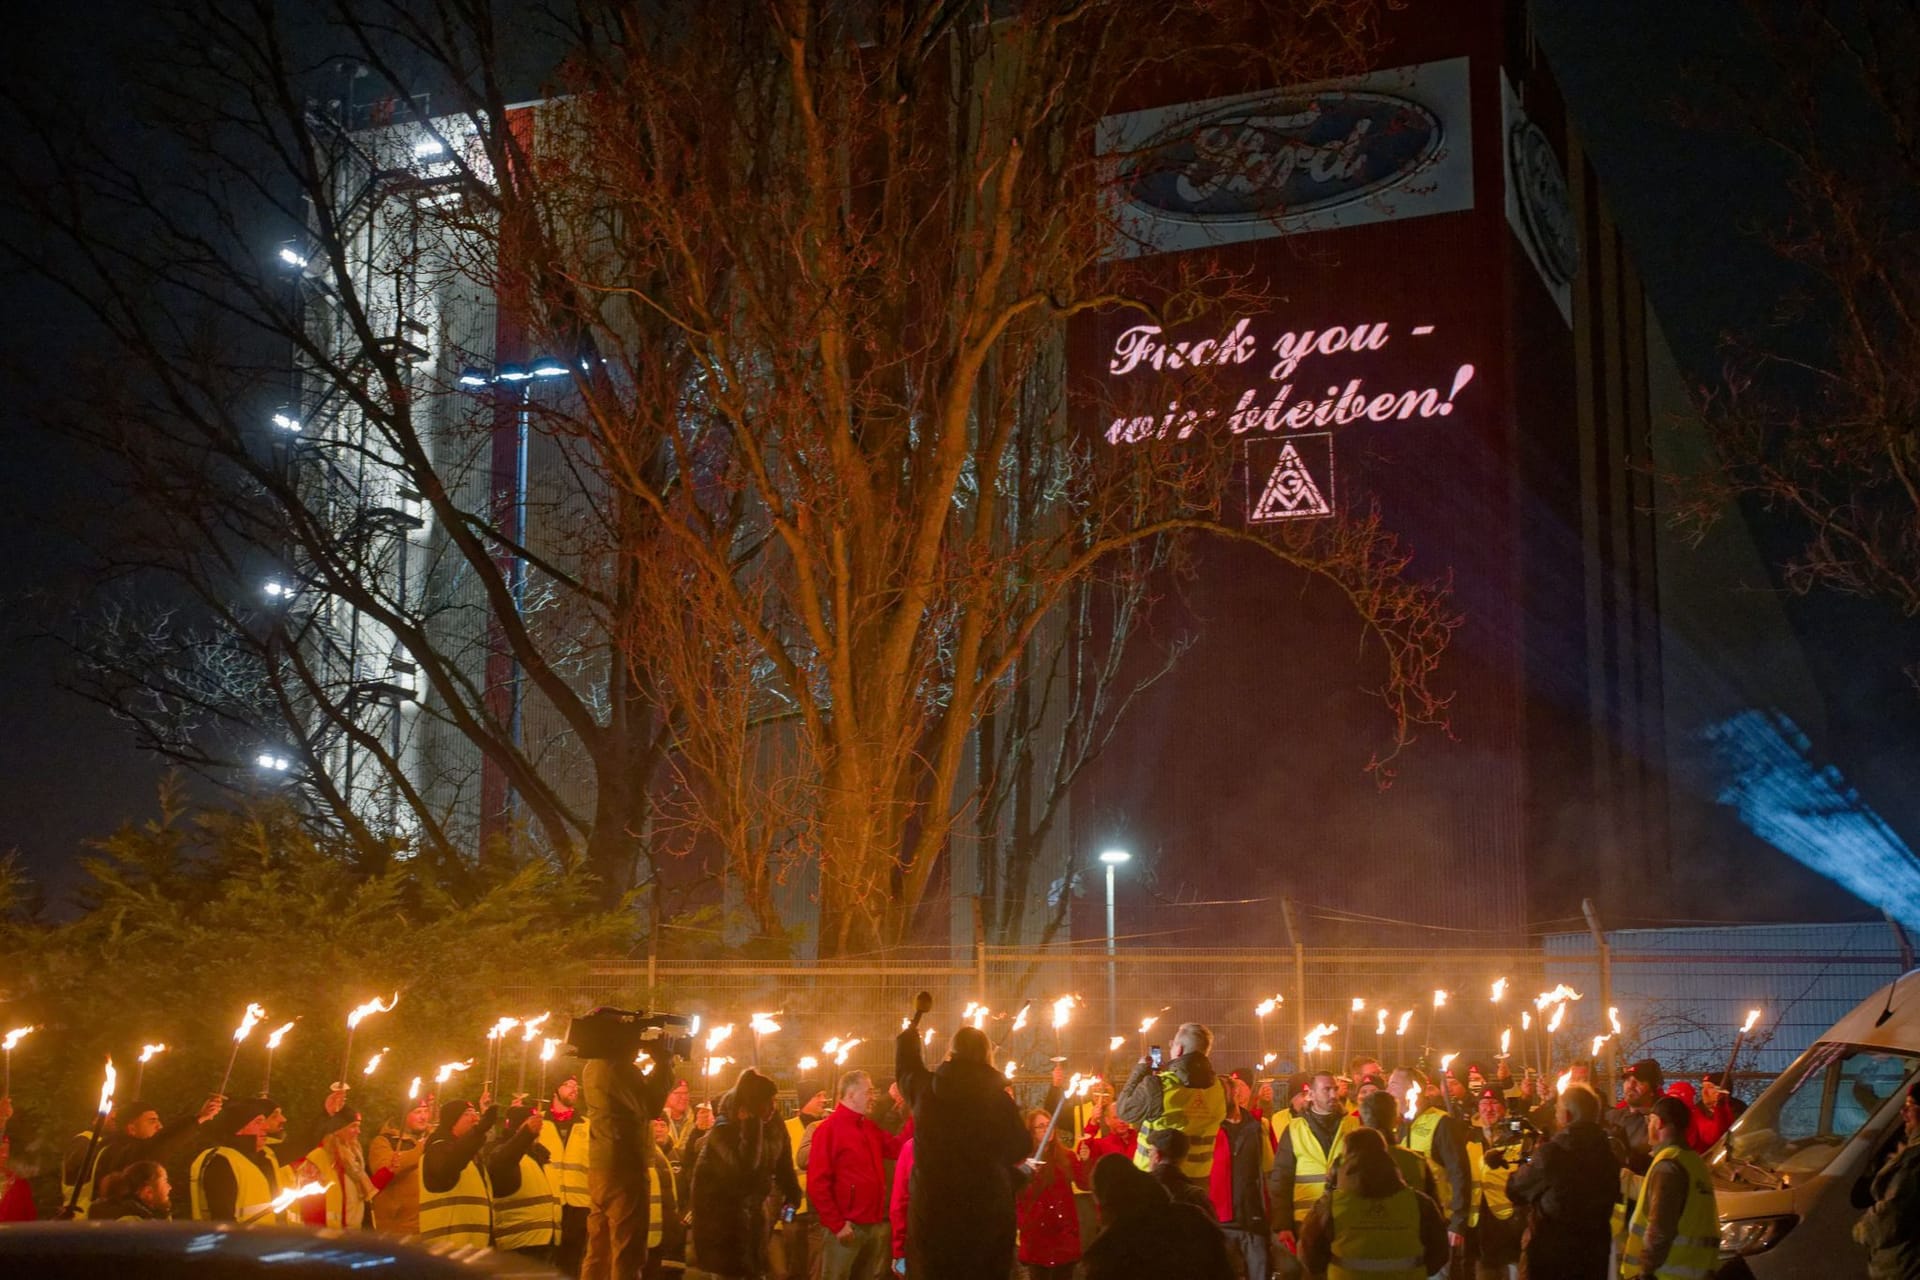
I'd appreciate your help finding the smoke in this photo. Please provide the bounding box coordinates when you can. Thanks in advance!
[1706,709,1920,931]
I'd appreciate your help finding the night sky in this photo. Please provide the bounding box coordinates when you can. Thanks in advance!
[2,0,1914,917]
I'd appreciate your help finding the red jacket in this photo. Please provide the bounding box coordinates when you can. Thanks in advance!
[807,1104,903,1232]
[890,1139,914,1260]
[1016,1149,1084,1266]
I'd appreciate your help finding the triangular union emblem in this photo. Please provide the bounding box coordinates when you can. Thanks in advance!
[1250,441,1331,521]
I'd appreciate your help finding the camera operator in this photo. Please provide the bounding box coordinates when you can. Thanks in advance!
[580,1014,683,1280]
[1505,1082,1621,1280]
[1466,1088,1528,1280]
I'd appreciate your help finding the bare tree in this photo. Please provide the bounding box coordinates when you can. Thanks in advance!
[5,0,1456,951]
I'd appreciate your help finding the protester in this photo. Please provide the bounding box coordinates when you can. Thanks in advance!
[808,1070,903,1280]
[538,1072,592,1275]
[1077,1097,1136,1168]
[1506,1082,1621,1280]
[1268,1068,1359,1255]
[1208,1072,1273,1280]
[368,1096,431,1236]
[645,1117,682,1280]
[1662,1080,1713,1153]
[1298,1127,1450,1280]
[420,1098,499,1251]
[62,1103,115,1218]
[1118,1022,1228,1187]
[188,1100,278,1225]
[487,1103,559,1260]
[1621,1095,1719,1280]
[93,1093,223,1200]
[888,1136,913,1279]
[775,1079,828,1280]
[1695,1072,1743,1149]
[1467,1088,1526,1280]
[663,1078,697,1168]
[296,1108,377,1230]
[893,1020,1032,1280]
[1852,1081,1920,1277]
[1389,1066,1472,1261]
[0,1130,33,1222]
[582,1030,678,1280]
[1082,1153,1234,1280]
[89,1160,169,1220]
[687,1069,798,1280]
[1354,1090,1438,1204]
[1016,1108,1085,1280]
[1609,1059,1663,1175]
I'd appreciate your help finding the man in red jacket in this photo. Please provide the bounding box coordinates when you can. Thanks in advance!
[807,1071,903,1280]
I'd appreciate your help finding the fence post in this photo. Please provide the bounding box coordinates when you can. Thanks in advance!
[1582,897,1614,1100]
[973,896,988,998]
[1282,898,1307,1065]
[1887,911,1914,972]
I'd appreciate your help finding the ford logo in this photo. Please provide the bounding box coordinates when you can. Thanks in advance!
[1121,91,1445,223]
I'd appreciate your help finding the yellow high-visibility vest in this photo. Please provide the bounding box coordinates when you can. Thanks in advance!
[1406,1110,1453,1215]
[786,1116,811,1215]
[1287,1113,1361,1217]
[1622,1144,1720,1280]
[1131,1071,1228,1181]
[1467,1134,1522,1226]
[61,1131,96,1216]
[536,1116,590,1209]
[418,1155,492,1249]
[189,1146,277,1226]
[493,1153,560,1251]
[1327,1186,1425,1280]
[260,1146,294,1225]
[647,1162,666,1249]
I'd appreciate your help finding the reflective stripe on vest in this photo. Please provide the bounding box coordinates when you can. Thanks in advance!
[1327,1186,1425,1280]
[1405,1111,1452,1213]
[418,1156,492,1249]
[1288,1114,1361,1216]
[1467,1136,1521,1226]
[61,1130,95,1215]
[537,1117,591,1209]
[647,1163,665,1249]
[1612,1166,1643,1247]
[493,1153,559,1251]
[1622,1144,1720,1280]
[190,1146,277,1226]
[785,1116,810,1215]
[1131,1072,1228,1181]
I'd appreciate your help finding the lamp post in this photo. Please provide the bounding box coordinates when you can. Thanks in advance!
[1099,849,1130,1046]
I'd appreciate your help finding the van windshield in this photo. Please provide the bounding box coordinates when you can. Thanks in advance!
[1722,1043,1919,1181]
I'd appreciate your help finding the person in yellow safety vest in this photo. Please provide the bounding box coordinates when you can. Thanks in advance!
[294,1109,378,1229]
[60,1119,106,1218]
[490,1104,561,1261]
[1117,1021,1227,1186]
[1467,1088,1528,1280]
[1390,1067,1474,1259]
[1352,1091,1440,1205]
[776,1081,829,1280]
[369,1096,432,1236]
[1621,1097,1719,1280]
[189,1101,280,1226]
[256,1101,297,1224]
[1299,1126,1452,1280]
[537,1073,591,1275]
[420,1097,498,1250]
[1268,1069,1360,1253]
[646,1117,681,1262]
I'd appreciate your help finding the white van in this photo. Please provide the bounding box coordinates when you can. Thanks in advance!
[1710,967,1920,1278]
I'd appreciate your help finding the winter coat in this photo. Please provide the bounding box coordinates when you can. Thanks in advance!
[889,1139,914,1261]
[1117,1051,1227,1181]
[1017,1146,1086,1267]
[1208,1111,1273,1230]
[1082,1158,1234,1280]
[689,1115,796,1280]
[894,1027,1033,1280]
[1855,1139,1920,1280]
[1078,1122,1136,1177]
[805,1103,902,1232]
[1506,1119,1622,1280]
[584,1051,674,1179]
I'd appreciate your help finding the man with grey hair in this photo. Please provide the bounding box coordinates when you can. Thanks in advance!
[806,1071,901,1280]
[1506,1083,1621,1280]
[1118,1021,1227,1188]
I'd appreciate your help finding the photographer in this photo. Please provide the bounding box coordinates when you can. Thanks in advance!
[1118,1023,1227,1188]
[1505,1082,1620,1280]
[1467,1088,1528,1280]
[579,1011,683,1280]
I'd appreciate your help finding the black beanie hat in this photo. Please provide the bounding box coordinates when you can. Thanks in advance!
[438,1099,475,1132]
[319,1107,361,1138]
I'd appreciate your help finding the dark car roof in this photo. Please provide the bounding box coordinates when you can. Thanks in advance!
[0,1221,563,1280]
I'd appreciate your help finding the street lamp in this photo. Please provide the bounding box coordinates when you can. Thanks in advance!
[1099,849,1130,1046]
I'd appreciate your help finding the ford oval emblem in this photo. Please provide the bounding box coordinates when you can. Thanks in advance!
[1122,91,1445,224]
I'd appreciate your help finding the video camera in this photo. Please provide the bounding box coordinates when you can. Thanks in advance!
[565,1007,696,1063]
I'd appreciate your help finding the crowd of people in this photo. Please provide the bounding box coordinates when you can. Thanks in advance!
[2,1011,1920,1280]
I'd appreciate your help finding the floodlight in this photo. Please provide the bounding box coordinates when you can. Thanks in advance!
[495,363,531,382]
[277,246,309,269]
[457,367,491,387]
[530,356,568,378]
[412,138,445,158]
[263,579,296,600]
[271,411,301,433]
[1098,849,1131,864]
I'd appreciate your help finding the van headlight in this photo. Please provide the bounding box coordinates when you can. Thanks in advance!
[1720,1216,1796,1256]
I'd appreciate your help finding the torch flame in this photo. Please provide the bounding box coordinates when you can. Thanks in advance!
[541,1038,560,1063]
[265,1021,295,1051]
[139,1043,167,1064]
[434,1059,473,1085]
[1396,1010,1413,1036]
[704,1056,734,1077]
[1440,1053,1459,1075]
[749,1012,782,1036]
[2,1026,33,1052]
[1074,1075,1094,1097]
[1051,996,1076,1031]
[233,1003,266,1044]
[1261,1052,1278,1068]
[1556,1068,1574,1096]
[971,1006,989,1030]
[1012,1001,1032,1034]
[1256,997,1278,1018]
[689,1015,701,1037]
[1003,1059,1017,1080]
[97,1056,117,1114]
[833,1038,862,1066]
[347,993,399,1029]
[1351,996,1366,1013]
[1492,978,1509,1002]
[363,1048,388,1076]
[823,1038,841,1057]
[270,1181,330,1213]
[1591,1034,1610,1057]
[1404,1081,1421,1121]
[520,1012,551,1042]
[1433,989,1449,1009]
[1534,984,1582,1012]
[488,1017,520,1041]
[705,1024,733,1053]
[1303,1023,1339,1053]
[1109,1036,1126,1051]
[408,1077,421,1100]
[1742,1008,1761,1034]
[924,1027,936,1046]
[1609,1006,1622,1035]
[1500,1029,1511,1056]
[961,1002,981,1021]
[1547,1003,1568,1034]
[1522,1011,1532,1031]
[1139,1016,1158,1035]
[798,1056,819,1073]
[1375,1008,1389,1036]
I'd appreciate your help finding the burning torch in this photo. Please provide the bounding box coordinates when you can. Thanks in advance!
[63,1056,115,1217]
[1722,1008,1762,1099]
[2,1026,35,1097]
[341,994,398,1093]
[218,1003,266,1097]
